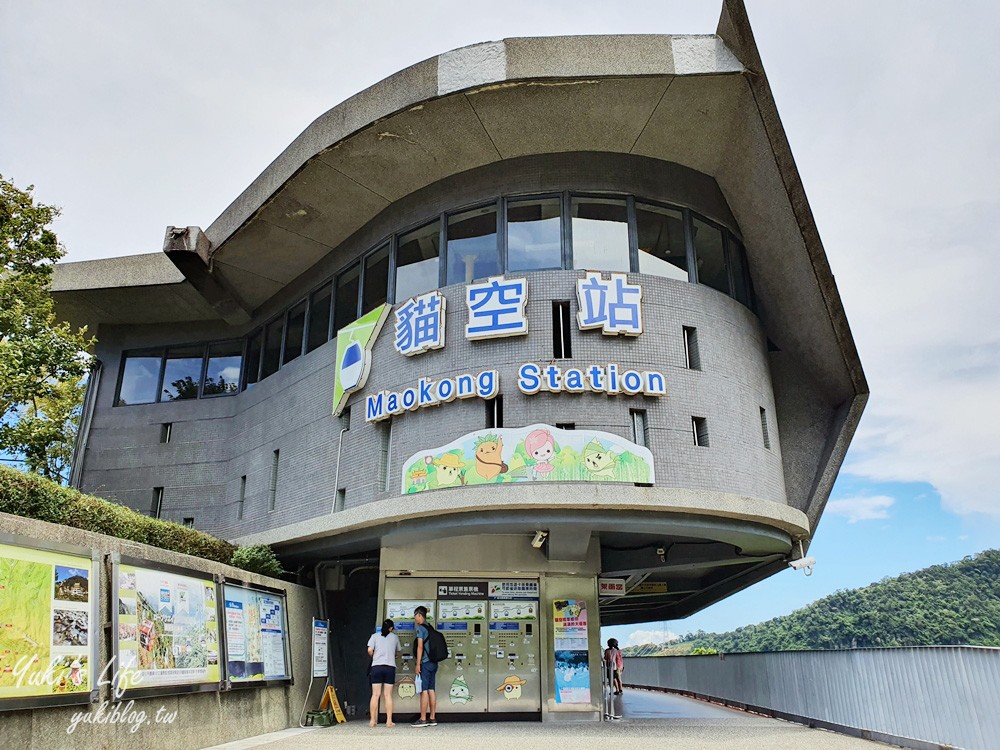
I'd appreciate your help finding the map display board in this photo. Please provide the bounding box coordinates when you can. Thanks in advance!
[115,561,220,692]
[223,584,290,683]
[0,540,94,703]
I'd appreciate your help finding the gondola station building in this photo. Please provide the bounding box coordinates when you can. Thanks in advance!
[53,1,867,722]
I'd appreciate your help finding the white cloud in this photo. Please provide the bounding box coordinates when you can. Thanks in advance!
[625,629,679,647]
[825,495,895,524]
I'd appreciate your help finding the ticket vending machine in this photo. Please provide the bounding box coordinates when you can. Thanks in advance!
[383,599,434,711]
[435,600,489,713]
[487,599,541,712]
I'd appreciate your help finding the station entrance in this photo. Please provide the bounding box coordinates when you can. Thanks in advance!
[383,577,542,717]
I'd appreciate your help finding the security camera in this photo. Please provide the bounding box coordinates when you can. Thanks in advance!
[531,530,548,549]
[788,556,816,576]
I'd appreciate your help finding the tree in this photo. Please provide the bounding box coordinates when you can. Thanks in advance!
[0,175,93,480]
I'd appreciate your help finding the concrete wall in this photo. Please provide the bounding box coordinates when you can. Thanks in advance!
[0,511,317,750]
[624,649,1000,750]
[74,154,794,545]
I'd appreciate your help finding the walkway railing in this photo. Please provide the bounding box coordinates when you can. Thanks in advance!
[624,646,1000,750]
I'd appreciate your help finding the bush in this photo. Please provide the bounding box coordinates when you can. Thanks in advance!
[0,466,282,578]
[231,544,286,578]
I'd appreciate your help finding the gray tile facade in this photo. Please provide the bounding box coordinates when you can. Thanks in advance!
[80,270,785,542]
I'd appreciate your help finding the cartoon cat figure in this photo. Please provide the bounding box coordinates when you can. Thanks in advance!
[450,675,472,705]
[474,434,508,481]
[582,438,618,480]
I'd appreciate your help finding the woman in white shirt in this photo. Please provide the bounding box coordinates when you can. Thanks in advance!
[367,618,401,727]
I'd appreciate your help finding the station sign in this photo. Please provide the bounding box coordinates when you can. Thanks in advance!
[437,581,489,599]
[488,581,539,600]
[598,579,626,596]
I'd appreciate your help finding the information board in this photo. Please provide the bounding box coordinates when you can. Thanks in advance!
[0,540,95,703]
[312,619,329,678]
[115,561,221,692]
[223,584,290,683]
[553,599,591,704]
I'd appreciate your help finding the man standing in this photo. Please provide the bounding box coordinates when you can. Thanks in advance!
[412,605,437,727]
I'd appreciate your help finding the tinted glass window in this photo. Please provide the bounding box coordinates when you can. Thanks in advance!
[283,300,306,365]
[117,352,161,405]
[362,244,390,314]
[692,217,729,295]
[730,238,751,307]
[395,220,440,301]
[261,318,284,379]
[636,204,688,281]
[306,282,332,353]
[244,331,262,387]
[204,341,242,396]
[507,198,561,272]
[447,205,498,285]
[334,263,361,333]
[161,345,204,401]
[571,198,630,272]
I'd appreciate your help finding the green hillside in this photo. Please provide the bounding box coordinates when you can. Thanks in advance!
[623,549,1000,656]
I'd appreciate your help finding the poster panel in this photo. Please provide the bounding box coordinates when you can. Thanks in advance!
[223,583,290,683]
[0,539,95,706]
[115,560,220,694]
[552,599,591,704]
[312,619,329,678]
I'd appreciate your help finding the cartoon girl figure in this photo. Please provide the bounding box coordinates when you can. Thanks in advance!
[524,429,556,481]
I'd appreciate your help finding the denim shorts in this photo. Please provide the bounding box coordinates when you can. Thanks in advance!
[419,661,437,692]
[369,664,396,685]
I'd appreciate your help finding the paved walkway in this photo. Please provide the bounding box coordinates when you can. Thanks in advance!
[203,689,894,750]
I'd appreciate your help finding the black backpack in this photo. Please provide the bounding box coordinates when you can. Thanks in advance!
[415,623,449,663]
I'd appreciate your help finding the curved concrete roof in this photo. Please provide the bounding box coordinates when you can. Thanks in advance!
[52,1,867,550]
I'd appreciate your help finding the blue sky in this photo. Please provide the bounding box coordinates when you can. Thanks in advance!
[604,476,1000,646]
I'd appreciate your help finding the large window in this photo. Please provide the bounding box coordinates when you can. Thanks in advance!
[204,341,242,396]
[261,317,284,379]
[283,300,306,366]
[636,203,688,281]
[446,205,499,285]
[117,351,161,405]
[117,191,756,405]
[571,197,630,272]
[507,198,562,272]
[395,220,440,301]
[118,341,244,405]
[692,217,729,295]
[306,281,332,353]
[333,262,361,334]
[161,345,204,401]
[362,244,390,314]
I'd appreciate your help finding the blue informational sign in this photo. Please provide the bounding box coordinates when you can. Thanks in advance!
[465,276,528,340]
[394,291,446,356]
[224,584,291,683]
[576,272,643,336]
[489,622,520,631]
[438,622,469,631]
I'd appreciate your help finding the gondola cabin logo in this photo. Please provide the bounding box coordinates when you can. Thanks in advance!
[332,304,391,417]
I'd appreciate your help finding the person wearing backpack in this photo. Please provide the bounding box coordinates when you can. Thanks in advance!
[411,605,446,727]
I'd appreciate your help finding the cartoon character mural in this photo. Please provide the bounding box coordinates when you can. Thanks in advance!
[524,428,556,480]
[582,439,618,479]
[495,675,527,700]
[397,676,416,699]
[401,424,654,494]
[432,452,466,487]
[449,675,472,705]
[474,434,508,481]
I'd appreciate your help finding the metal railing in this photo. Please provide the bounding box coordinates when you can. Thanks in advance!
[624,647,1000,750]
